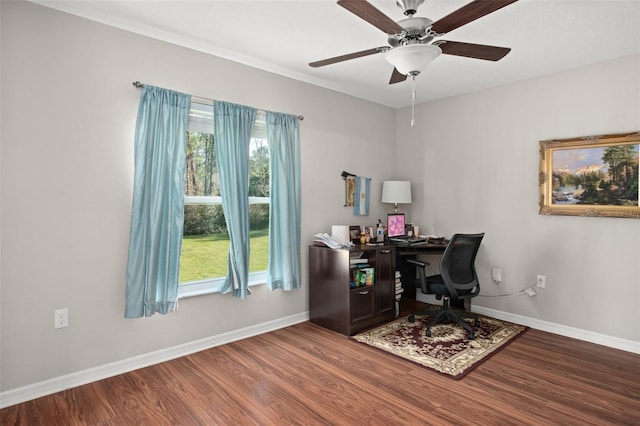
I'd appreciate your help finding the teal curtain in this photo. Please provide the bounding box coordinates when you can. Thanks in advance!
[266,112,301,291]
[125,85,191,317]
[214,101,257,299]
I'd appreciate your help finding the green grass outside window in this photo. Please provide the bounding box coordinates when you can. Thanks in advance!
[179,229,269,283]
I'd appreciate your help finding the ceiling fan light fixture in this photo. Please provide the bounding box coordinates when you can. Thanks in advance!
[386,44,442,76]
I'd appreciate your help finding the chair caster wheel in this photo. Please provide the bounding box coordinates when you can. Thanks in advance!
[408,315,415,322]
[425,329,431,337]
[468,333,475,340]
[473,319,481,327]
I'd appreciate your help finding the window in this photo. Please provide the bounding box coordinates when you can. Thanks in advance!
[179,101,270,297]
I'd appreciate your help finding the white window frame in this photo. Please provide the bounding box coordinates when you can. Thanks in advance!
[178,101,270,299]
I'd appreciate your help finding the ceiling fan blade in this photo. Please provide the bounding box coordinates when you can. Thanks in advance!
[431,0,518,34]
[439,40,511,61]
[309,47,387,68]
[389,68,407,84]
[337,0,404,35]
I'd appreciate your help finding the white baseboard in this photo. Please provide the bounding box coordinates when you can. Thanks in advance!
[0,312,309,409]
[3,303,639,409]
[472,305,640,354]
[416,293,640,354]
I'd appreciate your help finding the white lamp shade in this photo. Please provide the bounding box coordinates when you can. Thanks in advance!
[381,181,412,204]
[386,44,442,76]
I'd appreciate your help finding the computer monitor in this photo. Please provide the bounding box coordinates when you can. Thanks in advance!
[387,213,405,238]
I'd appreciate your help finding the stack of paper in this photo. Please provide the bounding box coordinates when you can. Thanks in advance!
[313,233,352,249]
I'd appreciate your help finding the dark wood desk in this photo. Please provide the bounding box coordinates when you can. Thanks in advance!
[308,244,397,335]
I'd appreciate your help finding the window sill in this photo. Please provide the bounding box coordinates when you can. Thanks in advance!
[178,271,267,299]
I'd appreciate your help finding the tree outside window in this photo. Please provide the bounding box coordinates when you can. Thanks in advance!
[180,110,270,284]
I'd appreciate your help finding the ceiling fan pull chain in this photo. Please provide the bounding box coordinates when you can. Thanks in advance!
[411,74,416,127]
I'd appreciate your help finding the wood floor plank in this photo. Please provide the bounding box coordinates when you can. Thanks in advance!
[1,300,639,425]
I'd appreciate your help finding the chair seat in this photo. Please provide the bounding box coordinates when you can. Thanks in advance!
[425,274,447,295]
[425,274,475,299]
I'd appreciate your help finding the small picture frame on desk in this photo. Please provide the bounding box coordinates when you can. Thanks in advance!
[364,226,374,241]
[349,225,361,244]
[405,225,415,237]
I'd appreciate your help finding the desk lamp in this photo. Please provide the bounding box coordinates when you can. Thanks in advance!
[381,181,412,213]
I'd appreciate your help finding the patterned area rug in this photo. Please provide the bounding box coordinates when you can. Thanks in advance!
[352,312,528,379]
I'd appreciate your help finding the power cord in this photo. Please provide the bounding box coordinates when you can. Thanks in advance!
[478,282,538,298]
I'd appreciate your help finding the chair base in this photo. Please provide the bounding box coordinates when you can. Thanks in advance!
[408,298,480,340]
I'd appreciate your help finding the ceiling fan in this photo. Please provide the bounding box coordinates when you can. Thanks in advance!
[309,0,519,85]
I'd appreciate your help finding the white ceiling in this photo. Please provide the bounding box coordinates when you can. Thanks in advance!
[31,0,640,108]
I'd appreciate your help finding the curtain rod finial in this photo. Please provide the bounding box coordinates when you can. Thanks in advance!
[132,81,144,89]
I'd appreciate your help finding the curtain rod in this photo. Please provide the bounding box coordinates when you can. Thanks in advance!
[132,81,304,121]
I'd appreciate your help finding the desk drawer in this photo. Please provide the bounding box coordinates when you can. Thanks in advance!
[350,287,376,326]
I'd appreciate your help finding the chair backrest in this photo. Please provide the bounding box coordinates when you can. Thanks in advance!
[439,233,484,300]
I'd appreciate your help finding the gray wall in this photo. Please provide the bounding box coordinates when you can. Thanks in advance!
[1,1,396,392]
[1,0,638,399]
[396,54,640,341]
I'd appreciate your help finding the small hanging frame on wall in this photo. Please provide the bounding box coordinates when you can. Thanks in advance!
[342,171,356,207]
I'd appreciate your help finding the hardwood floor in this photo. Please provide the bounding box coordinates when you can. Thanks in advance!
[2,300,639,425]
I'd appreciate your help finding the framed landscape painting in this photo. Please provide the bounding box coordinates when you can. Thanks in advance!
[539,132,640,218]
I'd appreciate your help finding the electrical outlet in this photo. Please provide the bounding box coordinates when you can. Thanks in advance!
[54,308,68,329]
[536,275,546,288]
[492,268,502,283]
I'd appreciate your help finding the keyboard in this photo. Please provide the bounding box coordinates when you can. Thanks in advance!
[389,236,426,244]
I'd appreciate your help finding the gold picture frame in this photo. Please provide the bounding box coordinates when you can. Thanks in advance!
[539,132,640,218]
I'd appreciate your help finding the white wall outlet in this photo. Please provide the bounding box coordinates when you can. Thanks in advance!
[492,268,502,283]
[536,275,546,288]
[54,308,69,329]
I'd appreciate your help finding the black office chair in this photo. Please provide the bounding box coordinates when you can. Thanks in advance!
[407,233,484,339]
